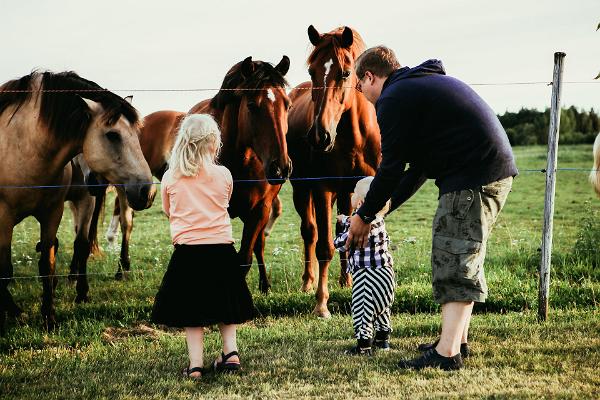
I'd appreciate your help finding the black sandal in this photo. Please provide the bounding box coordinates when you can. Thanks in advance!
[213,351,241,373]
[182,365,203,380]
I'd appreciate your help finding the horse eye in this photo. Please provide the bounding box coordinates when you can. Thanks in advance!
[341,70,351,80]
[105,131,121,142]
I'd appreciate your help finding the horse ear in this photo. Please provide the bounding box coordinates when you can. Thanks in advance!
[78,96,102,114]
[241,56,255,79]
[275,55,290,76]
[341,26,354,48]
[123,95,133,104]
[308,25,321,46]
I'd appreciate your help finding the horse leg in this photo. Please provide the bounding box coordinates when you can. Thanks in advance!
[313,190,334,318]
[73,195,95,303]
[252,204,273,294]
[264,194,282,237]
[106,195,120,248]
[292,186,317,292]
[238,206,269,293]
[336,192,352,288]
[115,188,134,280]
[0,207,19,335]
[37,203,64,331]
[67,201,79,282]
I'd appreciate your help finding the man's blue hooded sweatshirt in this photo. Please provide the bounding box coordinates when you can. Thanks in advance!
[359,59,518,217]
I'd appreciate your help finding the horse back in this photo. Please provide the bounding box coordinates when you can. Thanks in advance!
[140,110,185,177]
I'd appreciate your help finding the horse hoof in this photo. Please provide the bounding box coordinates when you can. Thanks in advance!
[338,276,352,288]
[44,316,57,332]
[301,282,314,293]
[114,271,123,280]
[258,282,271,294]
[8,304,23,318]
[75,295,89,304]
[313,306,331,319]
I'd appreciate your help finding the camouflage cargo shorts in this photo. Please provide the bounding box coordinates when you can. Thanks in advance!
[431,176,513,304]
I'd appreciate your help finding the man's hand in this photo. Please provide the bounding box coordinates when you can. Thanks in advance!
[347,213,371,249]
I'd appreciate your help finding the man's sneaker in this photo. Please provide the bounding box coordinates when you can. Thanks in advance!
[417,339,470,359]
[345,338,373,356]
[374,330,391,351]
[398,348,463,371]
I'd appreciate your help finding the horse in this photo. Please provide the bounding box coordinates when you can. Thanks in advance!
[0,71,154,332]
[106,56,292,293]
[590,132,600,197]
[105,110,185,279]
[63,155,106,302]
[285,26,381,317]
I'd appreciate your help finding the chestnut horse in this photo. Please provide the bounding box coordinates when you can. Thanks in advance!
[0,71,154,332]
[106,56,292,292]
[106,110,184,279]
[286,26,381,317]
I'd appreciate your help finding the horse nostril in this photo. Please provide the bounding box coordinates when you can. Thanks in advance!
[322,133,331,147]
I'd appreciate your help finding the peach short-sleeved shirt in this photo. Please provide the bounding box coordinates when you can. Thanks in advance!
[161,164,234,245]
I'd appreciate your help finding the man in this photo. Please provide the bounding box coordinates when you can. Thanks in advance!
[348,46,517,370]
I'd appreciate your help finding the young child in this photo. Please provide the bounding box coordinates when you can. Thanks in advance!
[151,114,256,379]
[334,176,396,355]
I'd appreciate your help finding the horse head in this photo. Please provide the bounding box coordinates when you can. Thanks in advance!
[305,25,365,152]
[79,97,155,210]
[216,56,293,184]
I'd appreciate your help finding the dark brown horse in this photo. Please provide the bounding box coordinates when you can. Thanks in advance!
[286,26,381,317]
[106,110,184,279]
[106,57,292,292]
[0,71,154,332]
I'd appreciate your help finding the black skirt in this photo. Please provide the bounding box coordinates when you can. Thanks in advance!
[151,243,256,327]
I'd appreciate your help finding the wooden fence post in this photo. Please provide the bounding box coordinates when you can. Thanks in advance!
[538,52,566,321]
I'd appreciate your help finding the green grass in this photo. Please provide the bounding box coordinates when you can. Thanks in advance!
[1,144,600,398]
[1,311,599,399]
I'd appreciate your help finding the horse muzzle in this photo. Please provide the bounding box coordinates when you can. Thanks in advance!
[306,124,334,152]
[125,181,155,210]
[266,158,293,184]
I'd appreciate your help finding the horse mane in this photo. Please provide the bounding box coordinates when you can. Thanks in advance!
[210,60,289,110]
[307,26,366,69]
[0,71,140,140]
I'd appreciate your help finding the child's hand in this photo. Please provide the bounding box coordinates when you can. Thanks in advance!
[336,214,346,223]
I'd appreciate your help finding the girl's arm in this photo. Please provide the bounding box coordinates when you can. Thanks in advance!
[161,180,170,217]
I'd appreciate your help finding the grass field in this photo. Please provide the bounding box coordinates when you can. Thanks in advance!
[1,144,599,399]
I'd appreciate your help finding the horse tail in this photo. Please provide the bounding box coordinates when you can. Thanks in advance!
[89,188,106,256]
[590,133,600,198]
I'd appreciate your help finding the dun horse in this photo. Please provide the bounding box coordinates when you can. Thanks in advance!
[286,26,381,317]
[106,56,292,292]
[0,71,154,332]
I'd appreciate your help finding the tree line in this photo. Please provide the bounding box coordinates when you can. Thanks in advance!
[498,107,599,146]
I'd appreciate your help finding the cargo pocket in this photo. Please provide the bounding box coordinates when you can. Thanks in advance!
[432,235,483,283]
[452,189,476,220]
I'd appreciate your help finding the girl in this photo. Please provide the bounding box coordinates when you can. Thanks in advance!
[151,114,256,379]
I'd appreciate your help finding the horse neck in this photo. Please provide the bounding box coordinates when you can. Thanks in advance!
[339,93,378,146]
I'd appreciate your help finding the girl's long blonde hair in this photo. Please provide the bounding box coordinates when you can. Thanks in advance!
[168,114,222,177]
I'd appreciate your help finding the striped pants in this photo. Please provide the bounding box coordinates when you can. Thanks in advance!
[351,267,396,340]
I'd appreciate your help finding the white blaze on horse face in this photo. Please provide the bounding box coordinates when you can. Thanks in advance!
[323,59,333,87]
[267,89,276,103]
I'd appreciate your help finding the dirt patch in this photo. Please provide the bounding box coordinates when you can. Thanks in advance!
[101,323,164,343]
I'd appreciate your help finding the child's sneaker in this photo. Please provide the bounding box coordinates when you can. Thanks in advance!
[344,338,373,356]
[374,330,391,351]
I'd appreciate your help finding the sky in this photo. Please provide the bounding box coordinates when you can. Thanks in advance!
[2,0,598,117]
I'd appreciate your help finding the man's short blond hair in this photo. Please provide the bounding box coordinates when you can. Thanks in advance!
[351,176,391,217]
[355,46,401,80]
